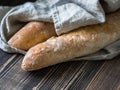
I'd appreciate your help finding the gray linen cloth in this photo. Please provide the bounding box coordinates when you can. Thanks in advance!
[0,0,120,60]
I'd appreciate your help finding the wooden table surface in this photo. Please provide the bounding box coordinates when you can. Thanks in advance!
[0,49,120,90]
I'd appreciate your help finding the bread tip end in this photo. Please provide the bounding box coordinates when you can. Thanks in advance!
[21,63,27,70]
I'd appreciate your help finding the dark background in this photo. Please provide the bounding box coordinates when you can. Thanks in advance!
[0,0,36,6]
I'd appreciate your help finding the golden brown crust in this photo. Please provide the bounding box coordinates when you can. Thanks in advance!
[21,11,120,71]
[8,21,57,50]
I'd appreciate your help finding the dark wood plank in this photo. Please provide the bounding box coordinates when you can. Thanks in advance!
[0,49,104,90]
[33,61,86,90]
[0,54,22,78]
[0,57,85,90]
[86,56,120,90]
[0,48,120,90]
[0,49,13,67]
[62,61,104,90]
[19,61,103,90]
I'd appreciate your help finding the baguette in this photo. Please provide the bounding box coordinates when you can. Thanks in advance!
[8,21,57,50]
[21,11,120,71]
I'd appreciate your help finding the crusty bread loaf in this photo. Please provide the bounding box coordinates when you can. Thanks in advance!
[8,21,57,50]
[21,11,120,71]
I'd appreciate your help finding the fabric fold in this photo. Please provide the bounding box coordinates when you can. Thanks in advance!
[51,0,105,35]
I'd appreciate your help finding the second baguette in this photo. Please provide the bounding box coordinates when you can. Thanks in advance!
[21,11,120,71]
[8,21,57,50]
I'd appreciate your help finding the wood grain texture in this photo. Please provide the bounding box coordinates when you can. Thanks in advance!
[0,49,120,90]
[0,49,103,90]
[0,50,13,67]
[86,56,120,90]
